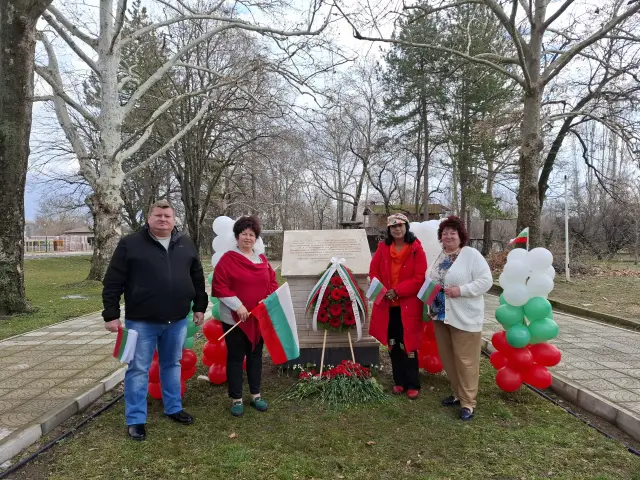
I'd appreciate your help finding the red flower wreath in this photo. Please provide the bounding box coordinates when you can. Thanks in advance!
[307,264,368,334]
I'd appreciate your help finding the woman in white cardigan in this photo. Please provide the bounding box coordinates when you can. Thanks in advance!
[428,216,492,421]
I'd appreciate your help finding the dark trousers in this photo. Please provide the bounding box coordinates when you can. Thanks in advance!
[222,323,264,399]
[388,306,420,390]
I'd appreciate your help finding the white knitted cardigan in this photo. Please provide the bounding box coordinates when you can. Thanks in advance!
[427,246,493,333]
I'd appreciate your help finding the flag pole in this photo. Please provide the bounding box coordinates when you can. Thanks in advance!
[526,227,530,252]
[347,331,356,363]
[217,320,242,341]
[319,330,328,375]
[565,175,571,282]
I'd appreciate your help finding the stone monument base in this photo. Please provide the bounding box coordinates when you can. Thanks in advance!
[292,345,380,367]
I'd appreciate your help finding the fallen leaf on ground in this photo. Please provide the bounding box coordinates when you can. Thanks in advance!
[229,432,238,439]
[366,441,376,446]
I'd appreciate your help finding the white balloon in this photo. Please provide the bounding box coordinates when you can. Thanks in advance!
[527,273,554,297]
[528,247,553,272]
[254,237,265,254]
[211,251,224,268]
[502,260,530,282]
[499,273,509,289]
[507,248,529,264]
[212,216,234,235]
[212,235,225,252]
[503,284,530,306]
[545,265,556,280]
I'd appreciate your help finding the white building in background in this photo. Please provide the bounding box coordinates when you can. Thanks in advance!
[24,227,94,253]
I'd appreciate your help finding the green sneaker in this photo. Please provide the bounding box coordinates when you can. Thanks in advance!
[231,401,244,417]
[250,396,268,412]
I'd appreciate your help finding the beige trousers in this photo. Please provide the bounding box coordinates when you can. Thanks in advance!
[433,321,482,410]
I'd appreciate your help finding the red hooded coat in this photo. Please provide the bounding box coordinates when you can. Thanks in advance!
[368,239,427,353]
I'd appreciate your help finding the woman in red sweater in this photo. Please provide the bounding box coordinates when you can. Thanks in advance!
[369,214,427,399]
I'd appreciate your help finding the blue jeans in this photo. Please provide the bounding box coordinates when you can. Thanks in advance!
[124,318,187,425]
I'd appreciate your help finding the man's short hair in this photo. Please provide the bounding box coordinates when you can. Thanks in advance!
[148,199,174,215]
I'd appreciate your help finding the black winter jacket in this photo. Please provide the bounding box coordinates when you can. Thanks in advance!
[101,226,208,323]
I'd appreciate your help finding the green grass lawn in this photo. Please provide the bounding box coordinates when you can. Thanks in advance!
[0,257,103,340]
[14,354,640,480]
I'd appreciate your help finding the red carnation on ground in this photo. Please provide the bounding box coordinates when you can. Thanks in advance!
[329,304,343,317]
[329,317,341,328]
[330,275,343,287]
[330,289,342,301]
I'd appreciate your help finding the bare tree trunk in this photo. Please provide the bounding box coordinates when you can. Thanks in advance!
[422,98,429,221]
[0,0,53,314]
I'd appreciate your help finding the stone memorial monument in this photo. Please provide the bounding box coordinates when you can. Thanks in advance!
[281,229,380,366]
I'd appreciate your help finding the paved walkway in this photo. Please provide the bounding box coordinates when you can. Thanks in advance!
[1,293,639,464]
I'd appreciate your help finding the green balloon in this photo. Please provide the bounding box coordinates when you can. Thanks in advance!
[495,304,525,328]
[528,317,559,341]
[183,336,195,349]
[207,272,213,285]
[506,324,531,348]
[524,297,552,322]
[211,301,220,320]
[499,294,507,305]
[529,335,545,345]
[187,320,199,337]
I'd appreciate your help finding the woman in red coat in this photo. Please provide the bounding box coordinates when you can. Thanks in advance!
[369,213,427,399]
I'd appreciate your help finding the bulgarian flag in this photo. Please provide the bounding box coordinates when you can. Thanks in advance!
[417,277,442,307]
[252,283,300,365]
[113,327,138,364]
[509,227,529,245]
[366,277,387,305]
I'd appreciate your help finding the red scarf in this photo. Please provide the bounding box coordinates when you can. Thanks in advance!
[211,251,277,349]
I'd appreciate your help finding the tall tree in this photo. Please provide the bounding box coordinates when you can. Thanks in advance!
[0,0,53,315]
[342,0,640,246]
[35,0,331,279]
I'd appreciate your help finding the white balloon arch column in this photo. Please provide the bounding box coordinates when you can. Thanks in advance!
[210,215,265,268]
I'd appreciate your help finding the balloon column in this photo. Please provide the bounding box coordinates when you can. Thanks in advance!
[201,319,228,384]
[418,321,443,374]
[491,247,562,392]
[184,302,200,350]
[211,215,265,268]
[148,348,199,400]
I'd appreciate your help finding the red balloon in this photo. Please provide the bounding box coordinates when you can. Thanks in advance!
[243,357,247,371]
[202,354,215,367]
[422,321,435,338]
[420,339,438,354]
[423,354,443,374]
[507,348,534,370]
[202,320,224,343]
[208,364,227,384]
[522,364,553,389]
[529,343,562,367]
[489,351,509,370]
[149,361,160,383]
[181,364,197,381]
[180,349,198,370]
[148,381,162,399]
[491,331,512,352]
[203,341,227,366]
[495,366,523,392]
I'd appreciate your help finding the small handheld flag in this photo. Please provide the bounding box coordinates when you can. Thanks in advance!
[509,227,529,245]
[366,277,388,305]
[113,327,138,364]
[417,277,442,307]
[252,283,300,365]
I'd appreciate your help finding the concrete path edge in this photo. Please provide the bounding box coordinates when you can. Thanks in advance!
[481,338,640,442]
[0,366,126,465]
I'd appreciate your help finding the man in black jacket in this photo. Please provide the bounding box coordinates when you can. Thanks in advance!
[102,200,207,441]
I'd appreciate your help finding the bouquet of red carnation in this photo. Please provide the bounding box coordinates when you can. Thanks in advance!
[306,260,367,336]
[282,360,386,408]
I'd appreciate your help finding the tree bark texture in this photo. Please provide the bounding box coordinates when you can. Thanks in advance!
[0,0,52,315]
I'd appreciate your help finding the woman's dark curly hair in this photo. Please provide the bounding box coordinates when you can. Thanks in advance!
[233,215,261,239]
[384,223,417,246]
[437,215,469,248]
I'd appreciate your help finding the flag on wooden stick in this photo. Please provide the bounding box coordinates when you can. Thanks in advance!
[366,277,388,305]
[113,327,138,364]
[417,277,442,307]
[252,283,300,365]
